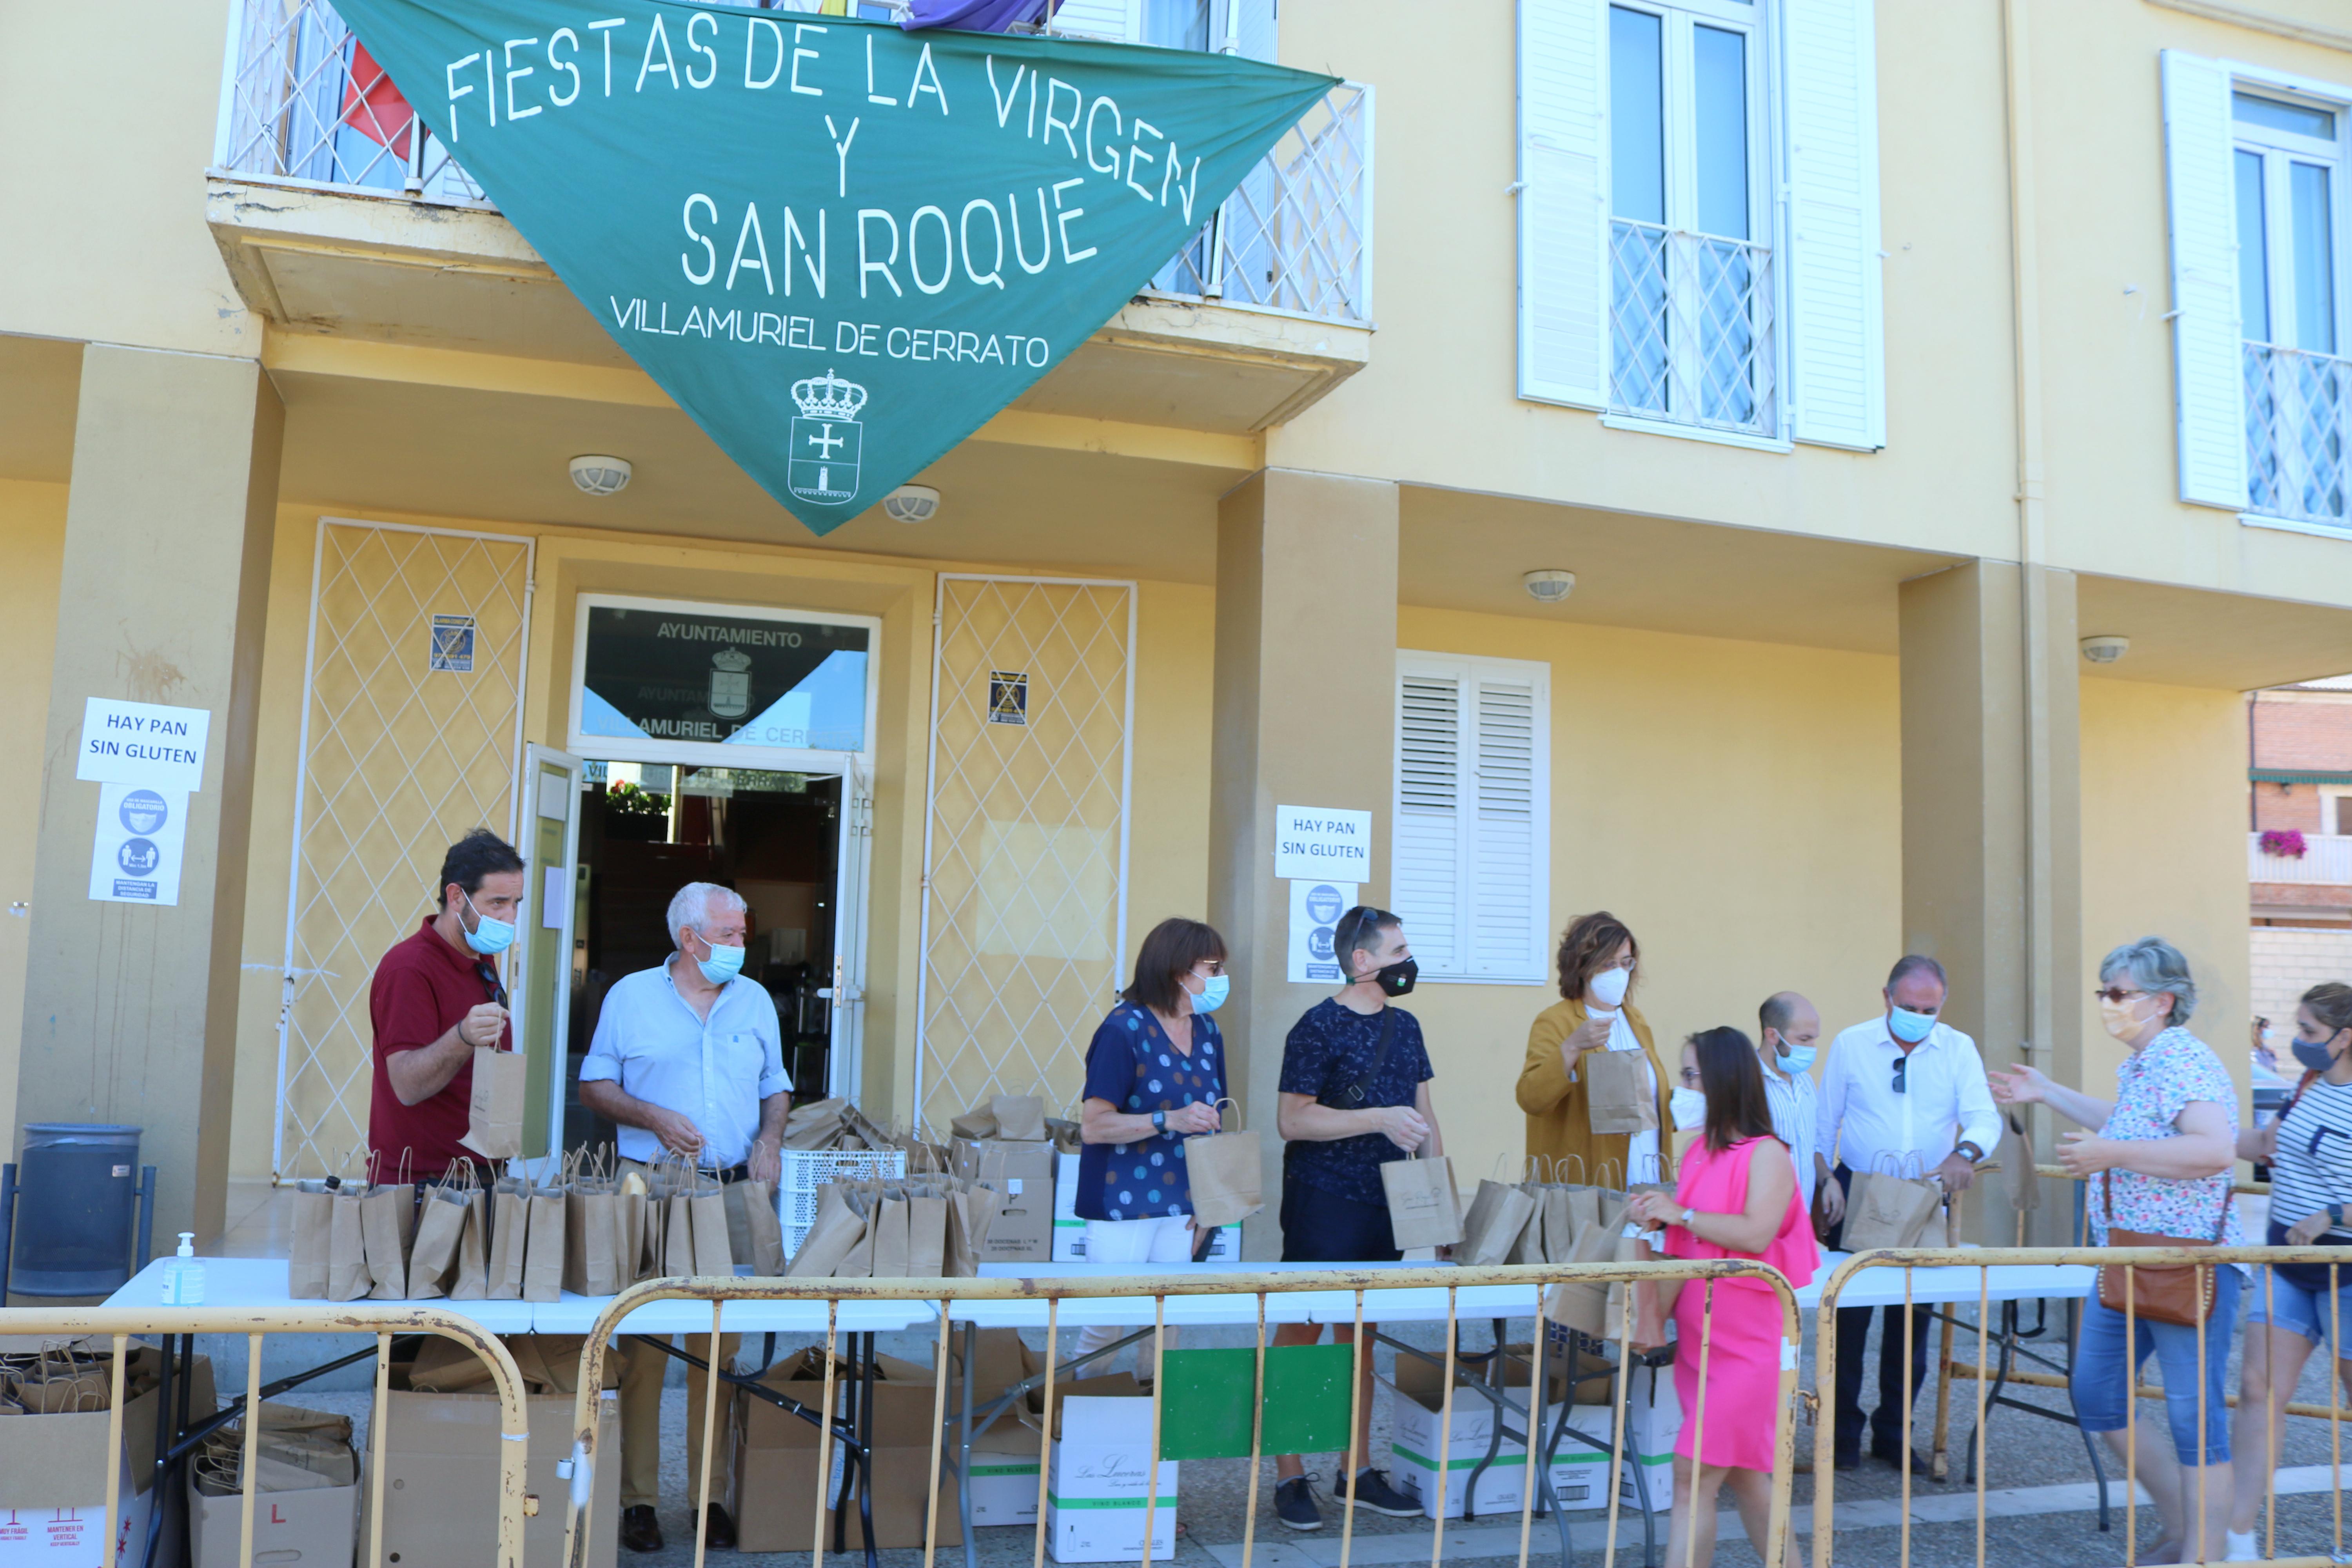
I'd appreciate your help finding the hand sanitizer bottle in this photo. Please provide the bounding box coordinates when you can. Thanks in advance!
[160,1232,204,1306]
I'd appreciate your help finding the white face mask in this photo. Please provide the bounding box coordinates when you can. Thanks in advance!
[1587,965,1632,1010]
[1670,1086,1707,1131]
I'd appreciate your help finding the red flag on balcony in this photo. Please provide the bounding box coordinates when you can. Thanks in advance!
[342,40,414,159]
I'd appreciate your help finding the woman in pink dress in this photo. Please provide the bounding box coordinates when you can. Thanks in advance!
[1628,1027,1820,1568]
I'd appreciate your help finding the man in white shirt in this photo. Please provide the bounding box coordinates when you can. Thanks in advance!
[580,882,791,1554]
[1819,955,2000,1472]
[1756,992,1835,1216]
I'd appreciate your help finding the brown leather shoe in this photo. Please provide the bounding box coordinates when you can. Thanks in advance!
[619,1505,663,1554]
[701,1504,737,1551]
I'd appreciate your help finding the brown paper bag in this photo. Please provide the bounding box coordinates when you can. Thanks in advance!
[1583,1046,1658,1136]
[1541,1219,1617,1336]
[564,1181,625,1296]
[785,1182,868,1277]
[989,1095,1047,1142]
[688,1180,734,1276]
[948,1105,999,1141]
[868,1192,913,1277]
[487,1181,529,1299]
[359,1179,415,1300]
[907,1193,949,1277]
[447,1190,491,1299]
[1841,1156,1944,1251]
[736,1179,787,1276]
[326,1186,370,1301]
[1185,1098,1265,1230]
[1457,1178,1537,1267]
[523,1185,566,1302]
[288,1181,337,1299]
[456,1046,525,1159]
[944,1180,996,1276]
[407,1182,474,1300]
[1380,1152,1464,1250]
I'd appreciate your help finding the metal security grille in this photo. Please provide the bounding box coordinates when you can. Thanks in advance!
[273,520,534,1180]
[915,577,1134,1135]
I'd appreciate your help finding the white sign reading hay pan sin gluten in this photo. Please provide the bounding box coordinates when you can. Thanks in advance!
[1273,805,1371,882]
[76,697,211,793]
[89,784,189,906]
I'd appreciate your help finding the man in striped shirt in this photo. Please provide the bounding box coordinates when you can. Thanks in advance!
[1757,992,1836,1221]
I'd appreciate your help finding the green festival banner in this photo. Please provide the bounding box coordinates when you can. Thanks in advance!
[327,0,1338,534]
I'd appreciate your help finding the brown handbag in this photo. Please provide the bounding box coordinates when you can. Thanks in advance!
[2095,1169,2231,1327]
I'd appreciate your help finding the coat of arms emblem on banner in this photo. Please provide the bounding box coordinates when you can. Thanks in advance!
[788,369,867,508]
[708,648,752,719]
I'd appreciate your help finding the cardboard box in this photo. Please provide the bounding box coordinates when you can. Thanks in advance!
[1388,1357,1663,1520]
[0,1347,213,1568]
[191,1475,357,1568]
[965,1419,1044,1526]
[1044,1397,1176,1563]
[728,1366,963,1551]
[1050,1156,1238,1261]
[367,1387,619,1568]
[955,1140,1056,1262]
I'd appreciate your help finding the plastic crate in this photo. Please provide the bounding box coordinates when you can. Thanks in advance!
[780,1146,907,1258]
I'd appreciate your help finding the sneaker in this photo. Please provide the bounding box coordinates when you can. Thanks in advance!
[1333,1466,1421,1518]
[1274,1475,1323,1532]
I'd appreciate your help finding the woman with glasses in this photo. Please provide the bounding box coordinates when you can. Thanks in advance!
[1991,937,2242,1566]
[1626,1028,1816,1568]
[2228,981,2352,1558]
[1517,911,1672,1184]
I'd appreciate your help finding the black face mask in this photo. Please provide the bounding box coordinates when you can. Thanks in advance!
[1372,957,1419,997]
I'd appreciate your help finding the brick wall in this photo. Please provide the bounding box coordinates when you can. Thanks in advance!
[2252,782,2322,832]
[2250,926,2352,1037]
[2250,691,2352,771]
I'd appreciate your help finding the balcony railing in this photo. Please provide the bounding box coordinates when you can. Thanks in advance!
[1610,219,1778,439]
[2249,829,2352,884]
[2245,339,2350,528]
[213,0,1371,330]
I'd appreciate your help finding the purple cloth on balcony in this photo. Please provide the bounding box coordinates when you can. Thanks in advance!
[900,0,1054,33]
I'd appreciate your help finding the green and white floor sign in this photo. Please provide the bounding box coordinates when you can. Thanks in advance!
[330,0,1338,534]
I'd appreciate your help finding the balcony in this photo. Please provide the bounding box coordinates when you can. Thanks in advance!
[2250,830,2352,884]
[1609,220,1778,441]
[207,0,1370,435]
[2245,340,2348,528]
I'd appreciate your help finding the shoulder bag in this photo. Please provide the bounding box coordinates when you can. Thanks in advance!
[1318,1007,1398,1111]
[2095,1167,2230,1327]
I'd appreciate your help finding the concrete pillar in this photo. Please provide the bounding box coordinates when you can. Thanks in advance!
[1898,560,2080,1244]
[1207,470,1398,1260]
[15,345,281,1255]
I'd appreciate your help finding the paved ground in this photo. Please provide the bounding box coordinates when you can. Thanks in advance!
[264,1303,2350,1567]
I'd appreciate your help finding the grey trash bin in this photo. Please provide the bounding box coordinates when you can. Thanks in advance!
[3,1123,154,1296]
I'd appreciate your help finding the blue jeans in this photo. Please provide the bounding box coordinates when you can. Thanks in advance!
[2071,1265,2240,1465]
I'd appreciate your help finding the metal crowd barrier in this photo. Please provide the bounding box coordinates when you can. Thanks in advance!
[0,1304,529,1568]
[1815,1245,2348,1568]
[556,1262,1802,1568]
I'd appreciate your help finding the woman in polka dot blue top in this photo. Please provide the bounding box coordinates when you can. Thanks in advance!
[1075,917,1232,1269]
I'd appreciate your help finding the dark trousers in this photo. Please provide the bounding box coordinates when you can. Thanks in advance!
[1828,1162,1932,1457]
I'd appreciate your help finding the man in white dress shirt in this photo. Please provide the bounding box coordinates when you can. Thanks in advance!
[580,882,791,1553]
[1756,992,1835,1217]
[1819,955,2000,1472]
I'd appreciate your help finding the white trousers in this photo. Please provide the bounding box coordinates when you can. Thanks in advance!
[1072,1215,1193,1368]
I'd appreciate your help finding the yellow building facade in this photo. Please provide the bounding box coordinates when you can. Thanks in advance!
[6,0,2352,1250]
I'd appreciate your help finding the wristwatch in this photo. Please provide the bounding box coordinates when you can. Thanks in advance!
[1152,1110,1168,1134]
[1955,1141,1985,1164]
[2330,1202,2346,1229]
[1679,1207,1697,1229]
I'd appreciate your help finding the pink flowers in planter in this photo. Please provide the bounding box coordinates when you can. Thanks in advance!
[2261,829,2308,858]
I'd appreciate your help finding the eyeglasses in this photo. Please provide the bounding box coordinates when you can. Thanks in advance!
[1193,960,1227,977]
[2092,987,2149,1005]
[1891,1055,1907,1095]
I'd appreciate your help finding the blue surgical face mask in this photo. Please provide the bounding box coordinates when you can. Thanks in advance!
[1777,1040,1818,1073]
[1887,1005,1936,1045]
[1192,973,1230,1014]
[691,933,746,986]
[461,891,515,956]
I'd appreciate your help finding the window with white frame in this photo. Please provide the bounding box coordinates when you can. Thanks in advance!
[2161,53,2352,528]
[1392,653,1552,985]
[1517,0,1884,451]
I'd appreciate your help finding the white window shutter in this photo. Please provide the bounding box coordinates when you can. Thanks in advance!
[1049,0,1134,42]
[1517,0,1608,409]
[1394,671,1464,977]
[2161,51,2249,510]
[1468,675,1549,980]
[1784,0,1885,450]
[1236,0,1277,62]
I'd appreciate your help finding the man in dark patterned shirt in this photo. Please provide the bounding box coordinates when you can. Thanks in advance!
[1265,906,1446,1530]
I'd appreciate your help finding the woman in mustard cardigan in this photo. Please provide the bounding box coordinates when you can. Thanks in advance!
[1517,911,1675,1183]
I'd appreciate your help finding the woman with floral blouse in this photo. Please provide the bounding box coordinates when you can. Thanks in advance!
[1993,936,2241,1567]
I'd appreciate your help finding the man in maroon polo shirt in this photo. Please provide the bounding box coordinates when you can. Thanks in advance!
[368,828,528,1180]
